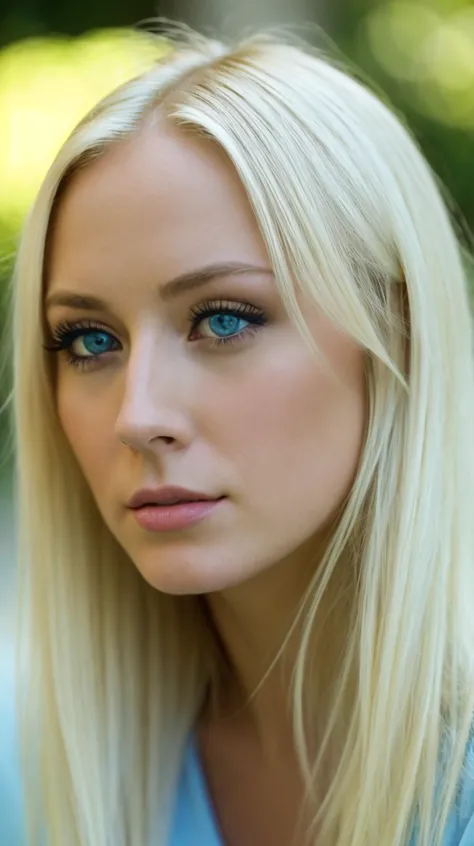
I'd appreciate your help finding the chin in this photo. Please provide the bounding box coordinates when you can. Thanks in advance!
[132,547,245,596]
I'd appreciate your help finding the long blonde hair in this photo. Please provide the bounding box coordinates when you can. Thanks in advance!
[11,23,474,846]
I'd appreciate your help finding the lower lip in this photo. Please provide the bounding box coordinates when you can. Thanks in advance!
[130,499,224,532]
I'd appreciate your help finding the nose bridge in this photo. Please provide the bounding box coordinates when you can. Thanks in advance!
[125,331,171,407]
[115,329,191,447]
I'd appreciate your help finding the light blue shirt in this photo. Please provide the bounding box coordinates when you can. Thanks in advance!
[168,739,222,846]
[1,643,474,845]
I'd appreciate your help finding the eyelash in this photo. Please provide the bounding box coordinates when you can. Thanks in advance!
[44,301,267,371]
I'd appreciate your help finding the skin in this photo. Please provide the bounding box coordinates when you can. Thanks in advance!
[45,121,367,844]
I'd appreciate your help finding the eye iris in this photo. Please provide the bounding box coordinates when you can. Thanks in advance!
[82,331,112,355]
[208,314,245,337]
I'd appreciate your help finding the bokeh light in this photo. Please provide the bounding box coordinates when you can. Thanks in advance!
[361,2,474,129]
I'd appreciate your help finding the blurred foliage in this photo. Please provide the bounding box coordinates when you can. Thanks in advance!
[354,1,474,245]
[0,29,164,270]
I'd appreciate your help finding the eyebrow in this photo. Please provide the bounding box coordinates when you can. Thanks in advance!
[45,262,273,312]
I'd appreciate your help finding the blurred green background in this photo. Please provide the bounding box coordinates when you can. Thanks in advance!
[0,0,473,596]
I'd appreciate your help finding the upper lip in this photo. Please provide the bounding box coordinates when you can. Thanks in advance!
[127,486,222,509]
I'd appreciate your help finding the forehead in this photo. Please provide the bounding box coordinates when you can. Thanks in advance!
[46,121,268,292]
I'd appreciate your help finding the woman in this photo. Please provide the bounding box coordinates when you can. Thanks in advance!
[6,24,474,846]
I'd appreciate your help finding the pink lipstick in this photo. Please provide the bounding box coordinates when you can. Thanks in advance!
[127,486,225,532]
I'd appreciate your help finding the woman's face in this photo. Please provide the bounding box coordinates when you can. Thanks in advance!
[45,122,367,595]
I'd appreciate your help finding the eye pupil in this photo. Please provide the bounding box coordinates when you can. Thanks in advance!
[209,314,242,337]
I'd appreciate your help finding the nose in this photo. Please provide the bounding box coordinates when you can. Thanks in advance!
[115,337,194,455]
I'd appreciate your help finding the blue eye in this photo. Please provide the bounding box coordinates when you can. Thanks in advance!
[74,330,117,357]
[205,313,250,338]
[190,302,267,344]
[44,321,121,369]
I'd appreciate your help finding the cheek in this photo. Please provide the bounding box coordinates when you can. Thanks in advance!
[208,341,367,523]
[57,379,117,491]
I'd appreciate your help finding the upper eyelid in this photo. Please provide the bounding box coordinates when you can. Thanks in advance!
[47,315,127,344]
[44,320,121,352]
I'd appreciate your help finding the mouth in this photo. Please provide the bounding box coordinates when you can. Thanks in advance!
[129,494,227,533]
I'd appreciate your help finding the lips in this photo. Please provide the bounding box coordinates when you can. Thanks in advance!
[128,489,226,532]
[127,486,220,510]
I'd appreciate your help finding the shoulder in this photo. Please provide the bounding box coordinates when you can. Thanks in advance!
[0,640,26,845]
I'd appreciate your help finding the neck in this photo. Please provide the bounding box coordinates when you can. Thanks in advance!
[201,538,352,763]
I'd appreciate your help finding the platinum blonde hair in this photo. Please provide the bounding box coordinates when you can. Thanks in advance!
[11,23,474,846]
